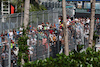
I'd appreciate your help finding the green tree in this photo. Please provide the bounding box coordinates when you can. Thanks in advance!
[17,29,29,66]
[10,0,46,13]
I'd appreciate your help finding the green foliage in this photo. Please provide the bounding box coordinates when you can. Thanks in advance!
[11,0,47,13]
[17,29,29,66]
[23,48,100,67]
[77,45,84,52]
[29,4,47,12]
[93,31,99,42]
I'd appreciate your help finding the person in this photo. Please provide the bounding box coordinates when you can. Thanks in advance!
[59,34,62,50]
[19,30,23,35]
[4,31,8,36]
[42,22,45,29]
[49,34,53,46]
[28,45,33,61]
[53,34,56,43]
[13,48,18,56]
[0,37,1,47]
[38,24,43,30]
[86,18,90,24]
[42,37,48,49]
[1,51,5,67]
[0,64,2,67]
[11,50,16,67]
[37,40,45,60]
[1,33,3,37]
[31,38,37,46]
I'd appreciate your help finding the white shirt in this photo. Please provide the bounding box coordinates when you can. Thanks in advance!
[31,38,36,45]
[67,21,70,26]
[49,34,53,42]
[75,18,78,21]
[27,39,30,46]
[32,30,35,33]
[9,32,13,39]
[28,47,33,54]
[38,25,43,29]
[13,50,18,56]
[19,32,23,35]
[68,19,71,22]
[59,35,62,41]
[59,19,61,23]
[46,26,50,30]
[85,30,89,35]
[86,19,90,23]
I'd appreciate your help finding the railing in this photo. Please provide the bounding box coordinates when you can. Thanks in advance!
[0,10,59,34]
[76,8,100,14]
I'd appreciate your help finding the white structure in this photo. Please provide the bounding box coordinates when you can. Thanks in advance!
[1,0,10,22]
[95,43,100,52]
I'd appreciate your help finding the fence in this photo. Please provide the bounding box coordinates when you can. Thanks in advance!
[0,36,11,67]
[0,9,98,67]
[0,10,59,34]
[0,26,82,67]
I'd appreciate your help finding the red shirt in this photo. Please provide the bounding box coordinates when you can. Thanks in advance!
[49,30,53,34]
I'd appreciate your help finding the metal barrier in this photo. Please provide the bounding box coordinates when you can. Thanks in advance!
[0,24,95,67]
[0,36,11,67]
[27,29,61,61]
[0,10,59,33]
[0,11,99,66]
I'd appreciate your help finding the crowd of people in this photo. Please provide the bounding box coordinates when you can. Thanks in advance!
[0,21,64,67]
[0,17,99,67]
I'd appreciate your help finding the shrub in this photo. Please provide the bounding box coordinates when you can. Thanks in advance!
[23,47,100,67]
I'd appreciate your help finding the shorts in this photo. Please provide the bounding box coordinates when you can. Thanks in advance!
[11,60,13,63]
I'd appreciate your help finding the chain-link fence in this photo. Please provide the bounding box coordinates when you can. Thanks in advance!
[0,36,11,67]
[0,10,59,34]
[27,29,60,61]
[0,9,98,67]
[0,27,80,67]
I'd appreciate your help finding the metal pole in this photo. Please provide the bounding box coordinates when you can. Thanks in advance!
[75,28,77,51]
[2,18,3,33]
[31,13,32,27]
[9,15,11,32]
[48,11,49,23]
[47,30,50,58]
[37,18,38,27]
[42,11,44,23]
[1,22,3,31]
[37,32,39,59]
[57,30,59,53]
[54,2,55,8]
[57,11,59,24]
[8,38,11,67]
[52,10,54,24]
[84,37,85,49]
[16,14,19,30]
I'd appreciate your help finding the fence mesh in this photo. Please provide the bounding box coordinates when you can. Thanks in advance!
[0,9,97,67]
[0,10,59,33]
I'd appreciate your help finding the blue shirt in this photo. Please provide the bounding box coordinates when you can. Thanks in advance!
[0,37,1,46]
